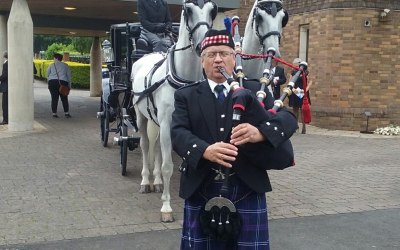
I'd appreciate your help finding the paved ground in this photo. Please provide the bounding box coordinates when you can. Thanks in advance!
[0,80,399,249]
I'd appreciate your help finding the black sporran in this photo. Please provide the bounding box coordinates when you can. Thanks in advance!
[199,196,241,241]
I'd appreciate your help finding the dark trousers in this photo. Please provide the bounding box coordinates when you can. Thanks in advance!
[48,79,69,113]
[141,29,173,53]
[1,91,7,122]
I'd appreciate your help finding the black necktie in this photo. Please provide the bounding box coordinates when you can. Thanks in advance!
[214,85,225,103]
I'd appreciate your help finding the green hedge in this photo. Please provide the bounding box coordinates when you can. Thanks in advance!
[34,60,91,89]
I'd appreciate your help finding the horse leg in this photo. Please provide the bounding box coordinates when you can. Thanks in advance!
[137,111,151,193]
[147,121,163,193]
[153,135,163,193]
[158,122,174,222]
[300,108,306,134]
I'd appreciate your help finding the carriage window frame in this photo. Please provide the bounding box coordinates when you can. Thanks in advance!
[111,29,128,70]
[299,24,309,62]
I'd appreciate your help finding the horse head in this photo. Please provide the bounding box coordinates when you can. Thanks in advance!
[180,0,218,56]
[249,0,289,58]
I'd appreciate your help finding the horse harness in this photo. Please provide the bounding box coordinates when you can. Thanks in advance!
[183,0,217,46]
[252,0,289,51]
[132,0,216,125]
[132,44,199,126]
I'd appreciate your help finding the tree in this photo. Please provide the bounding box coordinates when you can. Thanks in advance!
[34,35,93,56]
[44,43,75,59]
[71,37,93,55]
[34,35,72,54]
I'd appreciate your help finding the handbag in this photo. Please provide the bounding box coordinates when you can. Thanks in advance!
[54,63,70,96]
[59,84,70,96]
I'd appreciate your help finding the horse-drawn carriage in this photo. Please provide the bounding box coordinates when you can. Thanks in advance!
[97,22,179,175]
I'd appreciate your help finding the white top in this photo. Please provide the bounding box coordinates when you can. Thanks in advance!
[47,60,72,87]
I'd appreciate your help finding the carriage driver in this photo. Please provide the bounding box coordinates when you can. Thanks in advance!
[137,0,173,53]
[171,29,298,249]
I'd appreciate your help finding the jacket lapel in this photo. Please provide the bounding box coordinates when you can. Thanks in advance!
[197,81,234,143]
[198,81,220,142]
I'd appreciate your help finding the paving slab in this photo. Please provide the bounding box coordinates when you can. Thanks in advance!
[1,209,399,250]
[0,80,399,248]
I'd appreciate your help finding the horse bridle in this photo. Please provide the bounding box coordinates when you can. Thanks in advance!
[253,0,284,48]
[183,0,216,47]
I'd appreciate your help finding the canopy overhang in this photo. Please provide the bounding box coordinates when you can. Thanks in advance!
[0,0,239,37]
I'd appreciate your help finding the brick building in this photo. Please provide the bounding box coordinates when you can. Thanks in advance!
[226,0,400,131]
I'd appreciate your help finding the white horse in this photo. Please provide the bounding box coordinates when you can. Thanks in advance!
[241,0,289,79]
[131,0,217,222]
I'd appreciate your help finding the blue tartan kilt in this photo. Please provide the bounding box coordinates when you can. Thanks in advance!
[181,178,270,250]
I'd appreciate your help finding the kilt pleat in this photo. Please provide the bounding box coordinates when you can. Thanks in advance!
[180,179,270,250]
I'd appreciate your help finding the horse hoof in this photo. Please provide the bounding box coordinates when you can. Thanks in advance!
[153,184,164,193]
[161,212,174,223]
[139,185,151,193]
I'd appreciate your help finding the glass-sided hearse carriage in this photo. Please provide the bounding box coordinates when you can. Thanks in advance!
[98,22,179,175]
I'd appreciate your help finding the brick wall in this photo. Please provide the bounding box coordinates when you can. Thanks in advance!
[224,0,256,33]
[224,0,400,131]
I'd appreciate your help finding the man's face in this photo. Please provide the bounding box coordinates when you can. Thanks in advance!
[201,45,235,83]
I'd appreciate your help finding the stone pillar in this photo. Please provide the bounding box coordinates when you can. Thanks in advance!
[8,0,34,131]
[0,15,7,119]
[90,37,102,97]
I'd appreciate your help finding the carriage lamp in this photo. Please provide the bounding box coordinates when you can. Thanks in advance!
[101,40,114,63]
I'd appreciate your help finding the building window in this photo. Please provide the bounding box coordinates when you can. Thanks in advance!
[299,24,309,61]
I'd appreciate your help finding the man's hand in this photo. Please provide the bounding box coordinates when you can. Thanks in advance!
[230,123,265,145]
[203,142,238,168]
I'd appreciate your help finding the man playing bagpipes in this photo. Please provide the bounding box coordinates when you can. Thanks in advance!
[171,29,298,249]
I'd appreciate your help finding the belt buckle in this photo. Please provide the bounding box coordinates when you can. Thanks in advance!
[214,171,225,181]
[212,168,235,181]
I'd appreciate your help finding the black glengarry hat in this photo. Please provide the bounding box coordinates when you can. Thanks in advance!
[201,29,234,53]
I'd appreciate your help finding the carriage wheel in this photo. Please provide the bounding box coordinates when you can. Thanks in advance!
[120,116,128,176]
[99,97,106,143]
[101,101,110,147]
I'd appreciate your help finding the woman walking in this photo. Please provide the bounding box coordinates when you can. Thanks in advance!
[47,53,72,118]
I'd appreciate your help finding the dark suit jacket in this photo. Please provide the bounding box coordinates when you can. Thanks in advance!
[272,65,286,99]
[171,79,298,199]
[137,0,171,33]
[0,61,8,92]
